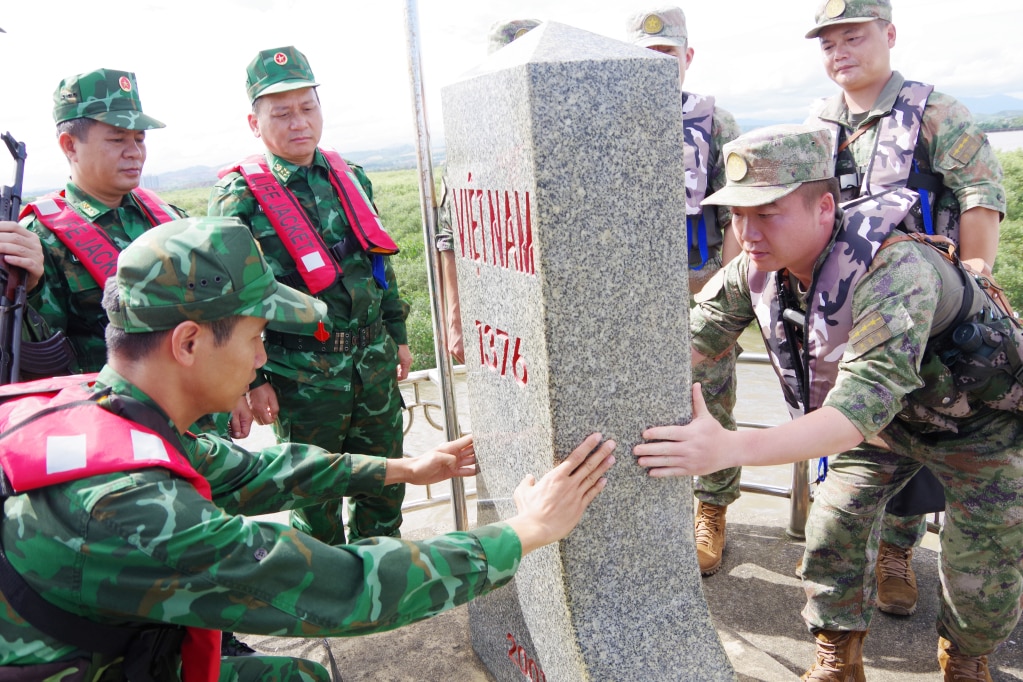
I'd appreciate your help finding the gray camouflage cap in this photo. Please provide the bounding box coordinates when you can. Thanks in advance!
[626,7,688,49]
[702,124,835,207]
[246,45,319,103]
[53,69,165,130]
[806,0,892,39]
[487,19,541,54]
[109,216,328,335]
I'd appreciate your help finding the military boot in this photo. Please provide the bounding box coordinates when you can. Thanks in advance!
[800,630,867,682]
[938,637,993,682]
[694,502,726,576]
[876,540,918,615]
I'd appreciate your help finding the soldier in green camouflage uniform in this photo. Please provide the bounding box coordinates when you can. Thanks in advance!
[436,19,541,364]
[21,69,189,375]
[803,0,1007,617]
[0,216,615,681]
[627,6,743,576]
[635,125,1022,681]
[209,47,412,545]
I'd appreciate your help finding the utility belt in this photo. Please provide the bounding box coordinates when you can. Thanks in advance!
[265,318,384,354]
[277,235,362,291]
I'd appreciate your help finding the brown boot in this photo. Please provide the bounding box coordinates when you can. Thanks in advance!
[694,502,726,576]
[876,540,918,615]
[938,637,993,682]
[800,630,867,682]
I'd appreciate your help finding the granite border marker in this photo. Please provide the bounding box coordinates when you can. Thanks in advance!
[441,22,735,682]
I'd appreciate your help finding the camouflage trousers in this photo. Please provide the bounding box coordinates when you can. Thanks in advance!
[220,654,329,682]
[694,345,933,549]
[692,345,741,506]
[800,413,1023,655]
[272,365,405,545]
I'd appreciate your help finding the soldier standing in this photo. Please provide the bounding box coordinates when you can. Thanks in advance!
[636,124,1022,682]
[626,6,742,576]
[804,0,1005,617]
[210,46,412,546]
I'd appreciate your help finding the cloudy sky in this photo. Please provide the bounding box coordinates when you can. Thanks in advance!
[2,0,1021,191]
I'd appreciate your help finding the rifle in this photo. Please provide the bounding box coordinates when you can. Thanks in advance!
[0,133,74,384]
[0,132,27,384]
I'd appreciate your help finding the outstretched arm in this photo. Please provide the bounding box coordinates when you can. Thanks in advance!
[634,383,862,477]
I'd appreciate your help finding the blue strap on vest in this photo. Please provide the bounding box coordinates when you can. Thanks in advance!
[913,159,935,235]
[687,214,710,271]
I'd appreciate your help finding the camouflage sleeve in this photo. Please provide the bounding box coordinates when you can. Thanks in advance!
[208,172,257,223]
[5,471,522,645]
[921,92,1006,215]
[690,255,755,358]
[823,241,939,439]
[436,175,455,252]
[709,107,741,229]
[355,165,411,345]
[189,433,389,514]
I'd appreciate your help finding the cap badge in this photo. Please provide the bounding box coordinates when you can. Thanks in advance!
[513,27,530,40]
[726,153,749,182]
[274,51,288,66]
[825,0,847,19]
[118,76,132,93]
[60,87,78,104]
[642,14,664,35]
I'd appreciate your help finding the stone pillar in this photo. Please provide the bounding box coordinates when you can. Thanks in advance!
[440,22,734,682]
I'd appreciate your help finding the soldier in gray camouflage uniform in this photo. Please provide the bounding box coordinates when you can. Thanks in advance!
[626,6,743,577]
[436,18,541,364]
[210,46,412,546]
[0,216,615,681]
[804,0,1006,618]
[636,125,1022,682]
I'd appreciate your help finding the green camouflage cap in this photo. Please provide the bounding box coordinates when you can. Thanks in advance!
[108,216,328,334]
[805,0,892,39]
[487,19,541,54]
[627,7,688,49]
[246,45,319,103]
[53,69,165,130]
[702,124,835,207]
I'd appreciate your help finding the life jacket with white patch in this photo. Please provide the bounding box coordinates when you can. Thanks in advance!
[811,80,961,243]
[220,148,398,295]
[682,93,721,270]
[20,188,178,287]
[0,375,220,682]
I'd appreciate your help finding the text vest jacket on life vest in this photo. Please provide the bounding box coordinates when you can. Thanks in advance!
[220,149,399,295]
[750,189,917,419]
[21,189,178,287]
[682,93,721,270]
[0,375,220,682]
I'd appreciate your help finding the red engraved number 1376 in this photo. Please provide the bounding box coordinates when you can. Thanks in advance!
[475,320,528,385]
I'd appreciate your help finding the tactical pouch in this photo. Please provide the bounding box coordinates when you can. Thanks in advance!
[886,231,1023,415]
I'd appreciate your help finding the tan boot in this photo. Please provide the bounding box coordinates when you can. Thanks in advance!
[694,502,726,576]
[938,637,993,682]
[800,630,867,682]
[876,540,918,615]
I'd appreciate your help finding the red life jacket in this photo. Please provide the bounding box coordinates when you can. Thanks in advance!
[20,189,178,287]
[0,375,220,682]
[220,149,399,295]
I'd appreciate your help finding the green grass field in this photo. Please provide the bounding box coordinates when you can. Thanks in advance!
[164,149,1023,372]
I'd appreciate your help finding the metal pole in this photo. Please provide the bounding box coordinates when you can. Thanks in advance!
[402,0,468,531]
